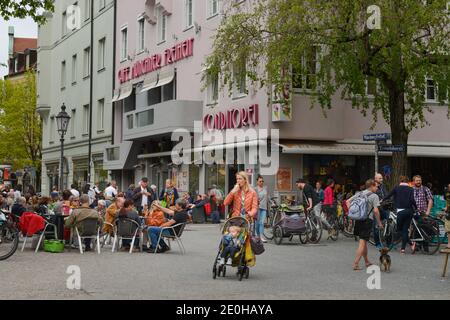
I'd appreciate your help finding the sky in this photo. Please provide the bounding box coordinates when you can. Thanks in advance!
[0,17,38,79]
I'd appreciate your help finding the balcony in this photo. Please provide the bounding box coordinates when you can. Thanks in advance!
[123,100,202,141]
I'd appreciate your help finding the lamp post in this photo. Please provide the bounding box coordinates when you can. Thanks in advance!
[56,104,71,192]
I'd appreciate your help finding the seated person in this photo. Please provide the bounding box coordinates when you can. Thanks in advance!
[65,195,103,251]
[147,199,189,253]
[220,225,243,265]
[118,200,142,251]
[144,201,166,227]
[11,197,27,217]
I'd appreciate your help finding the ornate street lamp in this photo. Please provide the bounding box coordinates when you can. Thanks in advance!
[56,103,70,192]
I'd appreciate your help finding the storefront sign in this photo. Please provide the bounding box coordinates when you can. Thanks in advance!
[276,168,292,191]
[118,38,194,84]
[203,104,259,131]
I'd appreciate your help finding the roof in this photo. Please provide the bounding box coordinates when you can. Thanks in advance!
[13,38,37,54]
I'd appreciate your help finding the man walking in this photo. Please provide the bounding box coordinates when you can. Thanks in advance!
[347,179,383,271]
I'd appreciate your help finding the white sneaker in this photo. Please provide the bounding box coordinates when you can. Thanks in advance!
[219,258,225,265]
[260,237,268,243]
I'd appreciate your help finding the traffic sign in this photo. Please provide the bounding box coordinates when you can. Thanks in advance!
[363,133,391,141]
[378,144,405,152]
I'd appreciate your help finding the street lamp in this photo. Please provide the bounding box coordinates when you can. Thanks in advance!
[56,103,70,192]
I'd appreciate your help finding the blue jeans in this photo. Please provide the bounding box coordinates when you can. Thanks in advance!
[147,226,171,249]
[256,209,267,237]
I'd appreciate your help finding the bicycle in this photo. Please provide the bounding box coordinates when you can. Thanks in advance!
[299,207,323,244]
[0,210,19,261]
[262,197,278,240]
[321,204,339,241]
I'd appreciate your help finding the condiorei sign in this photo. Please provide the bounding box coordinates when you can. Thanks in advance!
[118,38,194,84]
[203,104,259,131]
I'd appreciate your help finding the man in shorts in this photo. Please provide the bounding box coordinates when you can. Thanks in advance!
[347,179,383,270]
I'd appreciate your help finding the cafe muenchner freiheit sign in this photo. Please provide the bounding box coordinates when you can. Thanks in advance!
[118,38,194,84]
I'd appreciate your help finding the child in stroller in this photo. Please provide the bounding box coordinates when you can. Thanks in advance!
[219,225,244,265]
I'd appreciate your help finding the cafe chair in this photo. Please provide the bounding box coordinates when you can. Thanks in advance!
[154,223,186,255]
[74,218,102,254]
[113,218,142,254]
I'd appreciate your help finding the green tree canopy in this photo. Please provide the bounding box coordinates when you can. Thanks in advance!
[0,0,54,23]
[206,0,450,183]
[0,71,41,171]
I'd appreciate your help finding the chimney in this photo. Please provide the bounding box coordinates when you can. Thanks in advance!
[8,26,14,58]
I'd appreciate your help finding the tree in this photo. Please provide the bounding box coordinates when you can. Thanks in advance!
[206,0,450,184]
[0,0,54,23]
[0,70,41,173]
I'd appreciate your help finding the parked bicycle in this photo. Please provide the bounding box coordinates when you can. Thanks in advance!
[0,210,19,261]
[262,197,278,240]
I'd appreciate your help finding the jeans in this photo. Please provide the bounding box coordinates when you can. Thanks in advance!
[147,226,171,249]
[315,203,331,229]
[373,209,389,246]
[221,244,239,260]
[256,209,267,237]
[397,209,413,250]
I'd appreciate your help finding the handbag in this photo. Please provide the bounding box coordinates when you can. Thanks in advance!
[204,203,211,216]
[250,222,265,255]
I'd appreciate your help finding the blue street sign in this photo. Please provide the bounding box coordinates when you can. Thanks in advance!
[378,144,405,152]
[363,133,391,141]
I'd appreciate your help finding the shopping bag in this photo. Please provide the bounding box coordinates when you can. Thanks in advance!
[245,237,256,267]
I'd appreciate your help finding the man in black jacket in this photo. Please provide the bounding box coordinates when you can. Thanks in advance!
[132,177,154,214]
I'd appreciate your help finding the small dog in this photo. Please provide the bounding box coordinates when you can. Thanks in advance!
[379,247,391,273]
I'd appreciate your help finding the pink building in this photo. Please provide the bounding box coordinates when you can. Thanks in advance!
[106,0,450,198]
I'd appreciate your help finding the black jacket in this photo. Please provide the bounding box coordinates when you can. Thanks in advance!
[132,187,155,208]
[384,185,417,212]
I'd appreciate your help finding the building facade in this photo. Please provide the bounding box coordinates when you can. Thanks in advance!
[38,0,115,195]
[108,0,450,199]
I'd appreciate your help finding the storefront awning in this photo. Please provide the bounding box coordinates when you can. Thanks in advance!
[280,142,374,156]
[139,74,159,94]
[280,142,450,158]
[156,70,174,88]
[111,89,120,103]
[116,85,133,102]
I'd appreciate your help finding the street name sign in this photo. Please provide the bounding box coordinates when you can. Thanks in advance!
[378,144,405,152]
[363,133,391,141]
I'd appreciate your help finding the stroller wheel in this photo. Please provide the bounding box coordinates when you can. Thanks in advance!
[274,226,283,245]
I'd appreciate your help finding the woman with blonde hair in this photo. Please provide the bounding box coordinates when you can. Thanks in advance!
[223,171,258,219]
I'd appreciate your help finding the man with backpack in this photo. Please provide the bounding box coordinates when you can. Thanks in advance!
[346,179,383,271]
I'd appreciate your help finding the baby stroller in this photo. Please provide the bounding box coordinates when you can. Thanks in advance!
[212,216,252,281]
[272,204,308,245]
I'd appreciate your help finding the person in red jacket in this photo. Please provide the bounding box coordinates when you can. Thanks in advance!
[323,179,335,206]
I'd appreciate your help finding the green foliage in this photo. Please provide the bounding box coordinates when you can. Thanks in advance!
[0,71,41,170]
[0,0,54,24]
[207,0,450,128]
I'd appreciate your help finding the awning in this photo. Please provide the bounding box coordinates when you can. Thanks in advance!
[279,142,450,158]
[111,89,120,102]
[156,70,174,88]
[139,73,159,94]
[116,85,133,101]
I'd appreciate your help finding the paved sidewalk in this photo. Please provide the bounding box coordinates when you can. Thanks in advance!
[1,224,448,300]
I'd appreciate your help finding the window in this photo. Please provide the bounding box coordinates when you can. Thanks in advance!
[50,116,55,142]
[137,109,154,127]
[70,109,76,138]
[106,147,120,161]
[85,0,90,20]
[426,79,436,102]
[157,8,166,43]
[208,0,219,17]
[293,46,318,90]
[366,77,377,96]
[147,79,175,106]
[124,89,136,112]
[97,99,104,131]
[83,47,90,78]
[184,0,193,29]
[71,54,77,84]
[83,104,90,134]
[121,27,128,60]
[207,71,219,104]
[62,11,67,37]
[99,0,105,11]
[61,61,66,89]
[126,114,134,129]
[98,37,106,70]
[137,17,145,52]
[233,62,247,97]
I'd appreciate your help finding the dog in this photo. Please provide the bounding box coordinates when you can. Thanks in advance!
[379,247,391,273]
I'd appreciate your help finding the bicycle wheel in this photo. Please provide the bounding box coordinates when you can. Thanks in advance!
[418,223,441,255]
[273,225,283,245]
[307,215,322,244]
[0,225,19,261]
[263,210,275,240]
